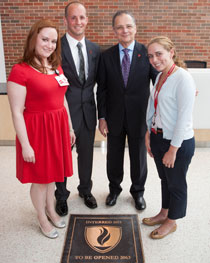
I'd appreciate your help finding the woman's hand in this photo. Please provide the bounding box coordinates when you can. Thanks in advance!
[70,129,76,146]
[145,130,153,158]
[22,144,35,163]
[162,145,178,168]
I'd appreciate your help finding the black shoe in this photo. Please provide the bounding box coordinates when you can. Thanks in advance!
[79,193,97,209]
[55,200,68,216]
[134,196,146,210]
[106,193,119,206]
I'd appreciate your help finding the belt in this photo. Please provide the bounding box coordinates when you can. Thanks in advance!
[151,128,163,134]
[157,128,163,133]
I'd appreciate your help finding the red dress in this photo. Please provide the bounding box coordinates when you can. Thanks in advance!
[8,63,73,184]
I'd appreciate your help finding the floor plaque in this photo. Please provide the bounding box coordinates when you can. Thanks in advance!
[61,214,144,263]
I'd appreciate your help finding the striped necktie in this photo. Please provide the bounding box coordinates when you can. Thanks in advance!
[122,48,131,86]
[77,42,85,85]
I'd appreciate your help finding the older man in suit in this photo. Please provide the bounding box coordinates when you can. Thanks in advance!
[97,10,157,210]
[55,1,100,215]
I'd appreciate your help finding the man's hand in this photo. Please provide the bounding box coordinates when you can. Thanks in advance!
[99,119,109,137]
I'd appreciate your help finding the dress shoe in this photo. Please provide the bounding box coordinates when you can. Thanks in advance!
[79,193,97,209]
[106,193,118,206]
[142,217,166,226]
[46,212,66,228]
[39,223,58,239]
[150,224,177,239]
[55,200,68,216]
[134,196,146,210]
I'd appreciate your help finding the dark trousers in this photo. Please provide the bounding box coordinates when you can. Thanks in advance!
[107,119,147,198]
[150,132,195,220]
[55,118,95,201]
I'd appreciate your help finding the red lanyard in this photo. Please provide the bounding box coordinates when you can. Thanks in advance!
[154,64,175,112]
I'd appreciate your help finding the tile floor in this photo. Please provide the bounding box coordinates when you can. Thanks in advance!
[0,146,210,263]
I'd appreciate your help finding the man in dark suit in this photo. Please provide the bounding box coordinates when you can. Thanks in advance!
[55,1,100,215]
[97,10,157,210]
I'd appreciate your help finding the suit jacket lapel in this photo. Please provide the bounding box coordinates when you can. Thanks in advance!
[111,44,125,88]
[62,35,79,82]
[127,41,141,86]
[85,39,92,82]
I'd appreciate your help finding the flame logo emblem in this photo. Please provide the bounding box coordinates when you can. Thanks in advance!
[85,226,122,253]
[97,227,111,245]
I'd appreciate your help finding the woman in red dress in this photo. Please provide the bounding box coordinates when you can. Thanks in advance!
[7,19,75,239]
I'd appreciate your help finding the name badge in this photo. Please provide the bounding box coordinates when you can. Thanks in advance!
[55,74,69,87]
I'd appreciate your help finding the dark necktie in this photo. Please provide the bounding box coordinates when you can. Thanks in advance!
[122,48,131,86]
[77,42,85,85]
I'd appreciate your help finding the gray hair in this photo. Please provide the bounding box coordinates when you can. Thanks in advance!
[112,10,136,27]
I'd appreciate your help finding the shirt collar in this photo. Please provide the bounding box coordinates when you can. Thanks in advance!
[119,41,135,52]
[66,33,85,48]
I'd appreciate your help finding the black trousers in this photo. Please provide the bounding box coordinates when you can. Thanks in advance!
[107,119,147,198]
[150,132,195,220]
[55,118,95,201]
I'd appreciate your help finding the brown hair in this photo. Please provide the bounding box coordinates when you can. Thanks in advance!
[148,36,186,68]
[19,19,61,73]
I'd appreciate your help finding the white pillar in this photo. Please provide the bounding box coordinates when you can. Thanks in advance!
[0,15,6,83]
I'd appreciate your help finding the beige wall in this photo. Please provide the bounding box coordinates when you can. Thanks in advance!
[0,95,209,146]
[0,95,105,143]
[0,95,15,144]
[0,96,106,145]
[194,130,210,147]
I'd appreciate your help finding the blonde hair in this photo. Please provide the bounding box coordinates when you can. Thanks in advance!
[148,36,186,68]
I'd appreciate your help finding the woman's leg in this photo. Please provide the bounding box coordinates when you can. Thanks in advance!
[150,138,195,238]
[46,182,61,222]
[163,137,195,220]
[143,133,170,224]
[30,183,53,233]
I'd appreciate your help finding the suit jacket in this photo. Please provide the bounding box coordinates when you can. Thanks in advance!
[97,41,158,138]
[61,34,100,132]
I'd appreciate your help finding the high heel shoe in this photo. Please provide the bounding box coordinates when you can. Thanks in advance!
[39,223,58,239]
[46,212,66,228]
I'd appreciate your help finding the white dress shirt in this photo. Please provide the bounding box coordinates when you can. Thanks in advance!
[119,41,135,64]
[66,33,89,80]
